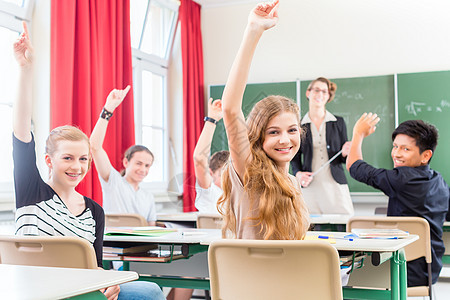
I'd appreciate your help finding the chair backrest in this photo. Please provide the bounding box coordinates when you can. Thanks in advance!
[197,213,223,229]
[347,216,431,262]
[374,207,388,215]
[0,235,98,269]
[208,239,343,300]
[105,213,147,227]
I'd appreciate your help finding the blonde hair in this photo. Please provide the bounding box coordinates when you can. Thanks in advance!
[46,125,91,168]
[307,77,337,103]
[217,96,310,240]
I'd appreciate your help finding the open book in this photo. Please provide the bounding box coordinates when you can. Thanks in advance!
[105,226,177,237]
[351,228,409,239]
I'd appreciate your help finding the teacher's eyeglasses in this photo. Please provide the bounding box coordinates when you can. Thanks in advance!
[310,88,329,95]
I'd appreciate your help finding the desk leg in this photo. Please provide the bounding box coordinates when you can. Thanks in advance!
[397,249,407,300]
[390,253,399,300]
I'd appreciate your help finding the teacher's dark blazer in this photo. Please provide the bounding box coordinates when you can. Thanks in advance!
[291,114,348,184]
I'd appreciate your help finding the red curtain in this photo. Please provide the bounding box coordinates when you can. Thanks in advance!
[51,0,135,205]
[179,0,205,212]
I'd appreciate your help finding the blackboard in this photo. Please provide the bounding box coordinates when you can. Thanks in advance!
[300,75,396,193]
[398,71,450,184]
[209,82,298,154]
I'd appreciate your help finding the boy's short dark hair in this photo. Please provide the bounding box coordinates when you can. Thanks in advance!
[209,150,230,172]
[392,120,439,153]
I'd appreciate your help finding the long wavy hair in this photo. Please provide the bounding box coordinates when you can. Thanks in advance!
[217,95,310,240]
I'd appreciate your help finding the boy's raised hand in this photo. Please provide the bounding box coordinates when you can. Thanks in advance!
[104,85,131,112]
[353,112,380,138]
[249,0,280,31]
[208,98,223,122]
[13,21,33,68]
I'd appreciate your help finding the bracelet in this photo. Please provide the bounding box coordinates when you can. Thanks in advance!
[204,116,217,125]
[100,107,113,121]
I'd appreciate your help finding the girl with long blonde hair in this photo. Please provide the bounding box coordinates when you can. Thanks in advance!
[217,1,309,240]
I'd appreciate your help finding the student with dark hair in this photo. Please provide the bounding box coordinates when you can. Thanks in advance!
[347,113,449,287]
[193,98,229,213]
[90,86,157,226]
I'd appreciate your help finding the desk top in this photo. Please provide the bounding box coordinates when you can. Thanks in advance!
[104,228,222,244]
[157,212,199,222]
[310,214,352,225]
[104,228,418,253]
[0,264,138,300]
[444,221,450,227]
[156,212,352,225]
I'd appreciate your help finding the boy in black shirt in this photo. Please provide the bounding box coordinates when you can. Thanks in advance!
[346,113,449,287]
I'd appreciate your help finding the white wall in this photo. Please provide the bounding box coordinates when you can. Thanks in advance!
[199,0,450,212]
[202,0,450,85]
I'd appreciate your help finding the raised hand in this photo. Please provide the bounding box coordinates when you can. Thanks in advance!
[353,113,380,138]
[208,98,223,122]
[248,0,280,31]
[104,85,131,112]
[13,21,33,68]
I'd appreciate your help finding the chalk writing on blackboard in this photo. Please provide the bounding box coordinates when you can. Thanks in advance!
[405,100,450,116]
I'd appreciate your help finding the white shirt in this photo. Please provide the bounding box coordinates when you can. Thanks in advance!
[99,168,157,222]
[194,181,223,214]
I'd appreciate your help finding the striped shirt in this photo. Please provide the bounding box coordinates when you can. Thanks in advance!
[13,134,105,267]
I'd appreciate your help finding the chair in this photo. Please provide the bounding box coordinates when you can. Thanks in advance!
[197,213,223,229]
[208,239,343,300]
[0,235,98,269]
[105,213,148,227]
[347,216,433,299]
[374,206,388,215]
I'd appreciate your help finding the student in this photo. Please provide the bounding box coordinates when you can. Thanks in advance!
[291,77,354,215]
[90,88,157,226]
[193,97,229,214]
[217,0,310,240]
[346,113,449,287]
[12,22,164,300]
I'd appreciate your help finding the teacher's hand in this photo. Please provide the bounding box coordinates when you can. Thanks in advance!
[341,141,352,158]
[296,171,313,188]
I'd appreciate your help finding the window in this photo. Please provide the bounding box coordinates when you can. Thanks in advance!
[130,0,178,189]
[0,0,34,198]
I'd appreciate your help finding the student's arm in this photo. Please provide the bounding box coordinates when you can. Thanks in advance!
[13,22,33,143]
[346,112,380,171]
[90,86,131,182]
[193,98,223,189]
[222,0,279,179]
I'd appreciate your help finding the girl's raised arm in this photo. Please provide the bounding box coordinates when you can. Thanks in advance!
[13,22,34,143]
[90,86,131,182]
[221,1,279,179]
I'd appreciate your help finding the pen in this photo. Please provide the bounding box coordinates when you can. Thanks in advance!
[318,235,354,241]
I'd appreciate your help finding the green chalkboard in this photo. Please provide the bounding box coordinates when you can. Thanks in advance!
[398,71,450,184]
[209,82,298,154]
[300,75,395,193]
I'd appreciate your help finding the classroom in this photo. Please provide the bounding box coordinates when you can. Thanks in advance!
[0,0,449,299]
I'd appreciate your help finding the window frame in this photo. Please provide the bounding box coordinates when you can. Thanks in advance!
[0,0,34,207]
[130,0,179,192]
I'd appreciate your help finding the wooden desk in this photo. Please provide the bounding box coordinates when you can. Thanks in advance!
[443,221,450,264]
[0,264,138,300]
[157,212,199,227]
[310,214,352,231]
[156,212,352,231]
[104,228,417,300]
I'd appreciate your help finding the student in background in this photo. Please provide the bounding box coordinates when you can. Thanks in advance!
[291,77,354,215]
[193,98,229,214]
[90,87,157,226]
[12,22,164,300]
[217,0,310,240]
[347,113,449,287]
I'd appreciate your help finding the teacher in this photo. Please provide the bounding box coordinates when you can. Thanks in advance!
[291,77,354,215]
